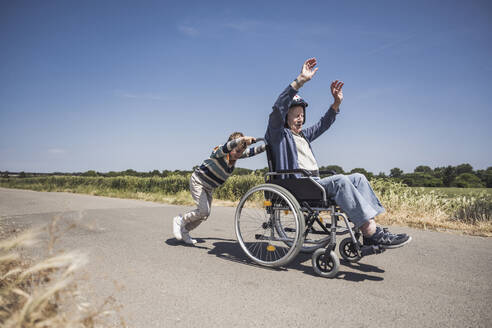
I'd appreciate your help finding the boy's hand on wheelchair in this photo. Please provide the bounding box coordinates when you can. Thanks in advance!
[243,136,256,146]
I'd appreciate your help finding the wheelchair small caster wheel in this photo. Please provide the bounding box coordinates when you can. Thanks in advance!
[339,237,362,263]
[312,249,339,278]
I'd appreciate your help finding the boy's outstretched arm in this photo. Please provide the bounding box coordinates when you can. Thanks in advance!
[211,137,252,158]
[232,136,265,159]
[240,143,266,159]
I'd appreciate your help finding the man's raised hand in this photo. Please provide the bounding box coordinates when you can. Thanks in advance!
[331,80,344,105]
[299,58,319,83]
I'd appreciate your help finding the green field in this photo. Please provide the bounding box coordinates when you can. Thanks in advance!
[1,176,491,236]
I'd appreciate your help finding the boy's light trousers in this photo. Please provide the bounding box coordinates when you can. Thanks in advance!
[182,172,214,231]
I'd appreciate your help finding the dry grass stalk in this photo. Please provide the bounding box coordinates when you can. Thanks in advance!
[0,222,126,327]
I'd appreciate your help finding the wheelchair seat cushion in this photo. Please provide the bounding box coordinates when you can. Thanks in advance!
[270,178,336,207]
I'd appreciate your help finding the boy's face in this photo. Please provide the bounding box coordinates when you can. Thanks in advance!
[287,106,304,134]
[229,142,246,161]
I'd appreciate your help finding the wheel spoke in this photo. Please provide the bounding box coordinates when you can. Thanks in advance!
[235,185,304,267]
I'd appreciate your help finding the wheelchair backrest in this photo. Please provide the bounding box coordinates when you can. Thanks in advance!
[264,142,276,174]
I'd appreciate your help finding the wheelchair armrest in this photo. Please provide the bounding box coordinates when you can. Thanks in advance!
[318,170,337,176]
[275,169,313,177]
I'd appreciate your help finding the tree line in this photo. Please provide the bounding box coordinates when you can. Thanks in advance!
[316,163,491,188]
[2,163,491,188]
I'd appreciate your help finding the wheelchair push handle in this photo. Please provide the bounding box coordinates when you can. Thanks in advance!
[276,168,313,177]
[319,169,337,176]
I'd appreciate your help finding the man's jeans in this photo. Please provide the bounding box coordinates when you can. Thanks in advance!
[314,173,385,228]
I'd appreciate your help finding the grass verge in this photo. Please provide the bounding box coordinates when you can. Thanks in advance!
[1,176,490,236]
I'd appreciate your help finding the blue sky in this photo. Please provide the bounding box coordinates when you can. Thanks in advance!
[1,0,491,174]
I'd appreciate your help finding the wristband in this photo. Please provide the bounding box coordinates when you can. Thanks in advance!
[294,78,303,88]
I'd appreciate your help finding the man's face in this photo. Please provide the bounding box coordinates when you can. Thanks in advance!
[287,106,304,134]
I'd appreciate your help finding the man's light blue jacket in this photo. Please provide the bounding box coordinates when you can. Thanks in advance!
[265,85,338,175]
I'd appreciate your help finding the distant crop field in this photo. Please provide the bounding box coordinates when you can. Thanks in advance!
[414,187,492,198]
[1,176,491,236]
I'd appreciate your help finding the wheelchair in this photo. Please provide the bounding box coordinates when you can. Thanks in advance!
[234,138,385,278]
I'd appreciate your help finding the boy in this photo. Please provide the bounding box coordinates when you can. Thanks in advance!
[173,132,265,245]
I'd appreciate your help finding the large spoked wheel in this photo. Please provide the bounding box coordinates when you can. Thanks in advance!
[312,249,340,278]
[339,237,362,263]
[276,213,331,254]
[235,184,305,267]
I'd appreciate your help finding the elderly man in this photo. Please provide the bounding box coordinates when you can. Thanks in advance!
[265,58,411,249]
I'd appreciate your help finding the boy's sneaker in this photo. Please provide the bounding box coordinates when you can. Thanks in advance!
[181,227,197,245]
[363,226,412,249]
[173,215,183,240]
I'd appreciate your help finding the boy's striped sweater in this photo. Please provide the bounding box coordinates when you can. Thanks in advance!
[194,138,266,188]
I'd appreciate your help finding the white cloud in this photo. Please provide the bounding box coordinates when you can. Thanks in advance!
[177,19,282,38]
[351,86,400,102]
[223,20,263,32]
[365,34,417,56]
[121,93,163,100]
[114,90,165,101]
[178,25,199,37]
[48,148,65,154]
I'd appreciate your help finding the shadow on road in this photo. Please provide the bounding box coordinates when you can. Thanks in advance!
[206,239,287,272]
[164,237,210,250]
[285,253,385,282]
[166,237,385,282]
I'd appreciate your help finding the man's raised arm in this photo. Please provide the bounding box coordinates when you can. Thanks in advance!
[266,58,319,141]
[303,80,344,142]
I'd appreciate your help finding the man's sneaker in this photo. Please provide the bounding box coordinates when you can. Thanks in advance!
[173,215,183,240]
[181,227,197,245]
[383,227,407,238]
[363,226,412,249]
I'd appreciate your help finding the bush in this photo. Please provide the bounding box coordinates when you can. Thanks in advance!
[402,173,443,187]
[453,173,485,188]
[82,170,98,177]
[350,168,373,180]
[214,175,263,201]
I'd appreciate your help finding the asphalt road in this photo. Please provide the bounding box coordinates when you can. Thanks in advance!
[1,187,491,328]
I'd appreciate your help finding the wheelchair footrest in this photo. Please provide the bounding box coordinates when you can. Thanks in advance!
[307,229,330,235]
[360,245,386,257]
